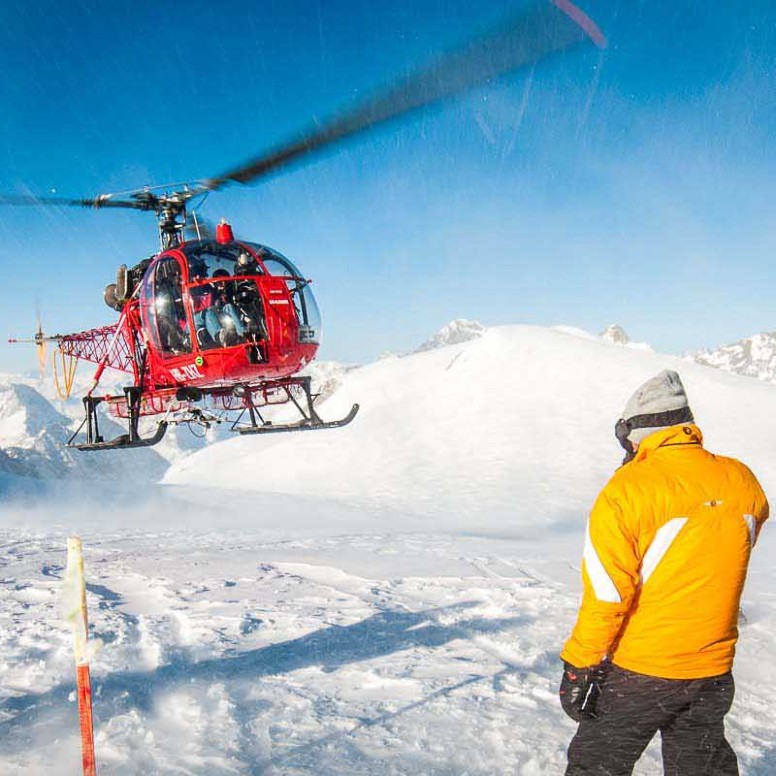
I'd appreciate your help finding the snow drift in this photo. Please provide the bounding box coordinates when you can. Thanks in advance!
[166,324,776,531]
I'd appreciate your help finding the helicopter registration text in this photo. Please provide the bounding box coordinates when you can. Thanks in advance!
[170,364,205,382]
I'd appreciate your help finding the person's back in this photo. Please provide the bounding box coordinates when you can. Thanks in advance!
[608,433,764,678]
[560,370,769,776]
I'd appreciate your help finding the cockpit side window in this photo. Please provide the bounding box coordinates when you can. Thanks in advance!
[259,251,322,345]
[153,257,192,356]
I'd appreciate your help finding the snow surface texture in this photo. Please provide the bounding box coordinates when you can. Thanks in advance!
[1,323,775,775]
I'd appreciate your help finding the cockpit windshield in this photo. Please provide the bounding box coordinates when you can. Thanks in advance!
[179,241,322,347]
[181,241,265,280]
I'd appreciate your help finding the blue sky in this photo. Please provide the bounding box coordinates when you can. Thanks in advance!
[0,0,773,373]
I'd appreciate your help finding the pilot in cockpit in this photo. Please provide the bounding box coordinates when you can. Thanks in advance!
[236,251,261,275]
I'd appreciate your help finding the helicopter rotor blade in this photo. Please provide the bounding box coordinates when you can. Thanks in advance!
[0,193,150,210]
[206,0,605,190]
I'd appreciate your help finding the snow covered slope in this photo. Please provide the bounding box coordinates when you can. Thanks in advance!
[3,324,776,775]
[167,324,776,530]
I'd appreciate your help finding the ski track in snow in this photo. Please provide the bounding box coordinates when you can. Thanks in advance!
[1,517,775,775]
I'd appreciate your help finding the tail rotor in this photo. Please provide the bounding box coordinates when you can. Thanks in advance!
[34,303,47,381]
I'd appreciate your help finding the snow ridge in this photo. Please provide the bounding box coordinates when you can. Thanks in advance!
[167,323,776,526]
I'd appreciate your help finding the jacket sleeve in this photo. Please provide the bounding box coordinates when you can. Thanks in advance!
[561,484,641,668]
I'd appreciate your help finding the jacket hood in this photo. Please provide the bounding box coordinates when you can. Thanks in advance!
[632,423,703,464]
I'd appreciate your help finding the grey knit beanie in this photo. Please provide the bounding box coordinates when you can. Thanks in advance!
[619,370,694,445]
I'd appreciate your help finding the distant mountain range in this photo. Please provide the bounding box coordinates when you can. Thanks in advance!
[691,331,776,384]
[599,324,776,385]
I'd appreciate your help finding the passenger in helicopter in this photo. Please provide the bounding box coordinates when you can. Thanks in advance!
[210,269,247,346]
[232,275,268,341]
[188,257,267,348]
[189,277,221,348]
[156,286,191,354]
[211,265,268,343]
[185,258,222,346]
[155,259,191,354]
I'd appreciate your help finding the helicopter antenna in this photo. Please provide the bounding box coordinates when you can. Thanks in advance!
[191,210,202,241]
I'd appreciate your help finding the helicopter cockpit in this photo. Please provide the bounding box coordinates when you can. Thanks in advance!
[138,239,321,365]
[182,242,267,351]
[245,243,322,346]
[183,242,320,349]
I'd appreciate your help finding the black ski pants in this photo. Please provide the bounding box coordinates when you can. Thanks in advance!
[565,665,738,776]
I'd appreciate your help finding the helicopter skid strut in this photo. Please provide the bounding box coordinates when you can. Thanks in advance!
[233,376,359,435]
[67,388,169,451]
[235,402,359,435]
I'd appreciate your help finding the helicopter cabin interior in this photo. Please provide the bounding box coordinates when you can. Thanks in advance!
[138,241,321,363]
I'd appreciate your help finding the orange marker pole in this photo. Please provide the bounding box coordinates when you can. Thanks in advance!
[66,537,97,776]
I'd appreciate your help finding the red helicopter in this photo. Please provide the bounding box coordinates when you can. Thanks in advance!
[5,0,604,451]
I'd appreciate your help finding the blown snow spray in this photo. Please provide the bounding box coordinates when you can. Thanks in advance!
[63,537,97,776]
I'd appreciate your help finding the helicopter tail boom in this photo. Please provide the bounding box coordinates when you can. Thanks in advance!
[56,324,135,374]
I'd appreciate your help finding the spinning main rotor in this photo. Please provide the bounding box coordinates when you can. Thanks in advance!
[0,1,604,250]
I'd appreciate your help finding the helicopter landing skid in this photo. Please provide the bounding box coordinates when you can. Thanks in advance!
[70,422,169,451]
[232,376,359,436]
[235,402,359,435]
[67,389,170,451]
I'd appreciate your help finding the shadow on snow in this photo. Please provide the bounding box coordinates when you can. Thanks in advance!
[0,602,529,756]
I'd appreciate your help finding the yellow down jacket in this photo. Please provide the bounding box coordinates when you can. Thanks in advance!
[562,424,769,679]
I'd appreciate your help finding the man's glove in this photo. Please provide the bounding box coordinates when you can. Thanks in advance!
[559,661,608,722]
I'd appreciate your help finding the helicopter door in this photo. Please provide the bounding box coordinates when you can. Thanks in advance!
[260,254,321,344]
[149,257,192,356]
[256,276,295,355]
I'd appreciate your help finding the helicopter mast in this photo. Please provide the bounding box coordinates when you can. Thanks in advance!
[155,192,190,250]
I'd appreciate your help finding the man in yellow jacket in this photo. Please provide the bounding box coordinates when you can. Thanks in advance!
[560,369,769,775]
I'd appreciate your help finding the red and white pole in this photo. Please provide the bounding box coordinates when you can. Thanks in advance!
[65,537,97,776]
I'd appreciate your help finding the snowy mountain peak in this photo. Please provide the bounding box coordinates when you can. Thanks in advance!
[0,380,72,449]
[0,378,167,483]
[600,324,630,345]
[692,331,776,384]
[414,319,486,353]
